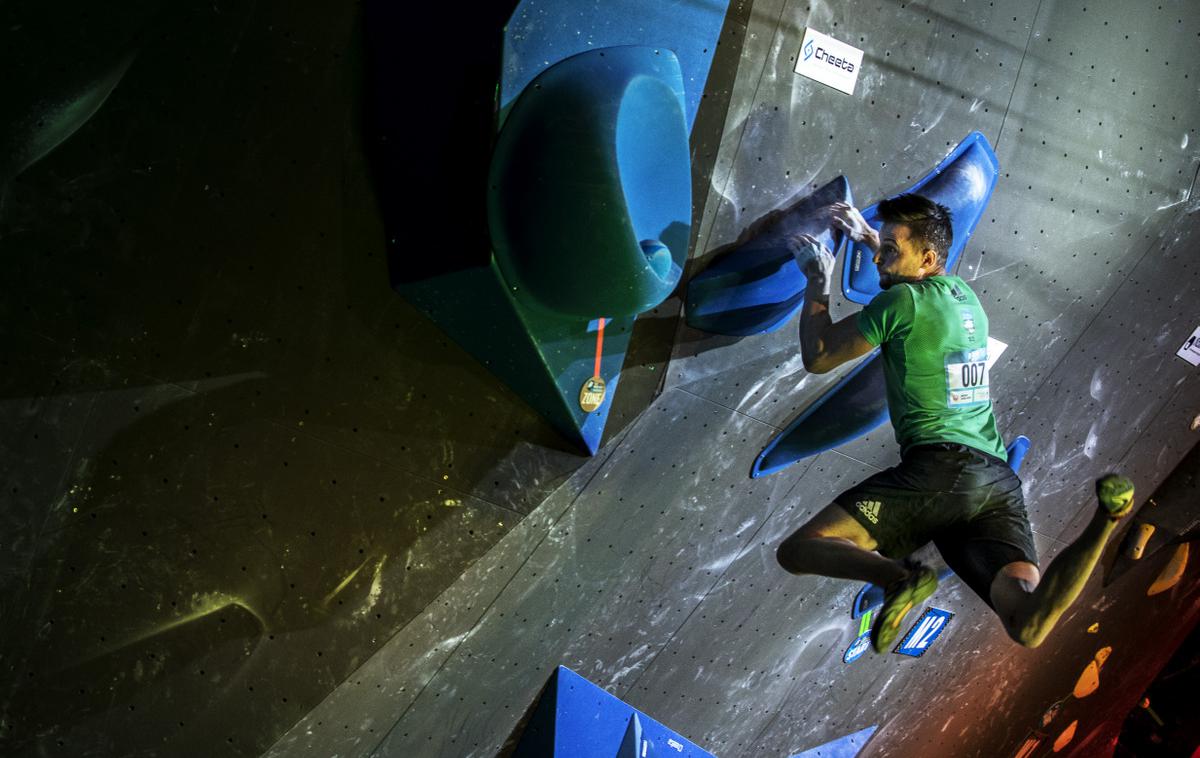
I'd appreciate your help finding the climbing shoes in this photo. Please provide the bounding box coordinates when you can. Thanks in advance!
[871,560,939,653]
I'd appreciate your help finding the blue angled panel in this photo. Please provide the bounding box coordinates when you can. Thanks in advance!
[401,46,691,456]
[841,131,999,305]
[686,176,851,336]
[513,667,714,758]
[789,725,878,758]
[752,347,886,477]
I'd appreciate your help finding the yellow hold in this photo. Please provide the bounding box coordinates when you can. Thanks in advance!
[1126,522,1155,560]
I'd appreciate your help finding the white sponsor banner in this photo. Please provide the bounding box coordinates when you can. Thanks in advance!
[794,28,864,95]
[1177,325,1200,367]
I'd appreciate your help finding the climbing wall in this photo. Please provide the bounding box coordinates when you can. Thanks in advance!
[271,1,1200,757]
[2,1,1198,757]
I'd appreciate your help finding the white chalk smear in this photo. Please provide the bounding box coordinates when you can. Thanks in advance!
[1083,423,1099,459]
[1089,366,1104,400]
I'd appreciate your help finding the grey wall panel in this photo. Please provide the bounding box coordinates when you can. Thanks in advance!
[159,137,584,517]
[684,0,789,270]
[0,354,164,755]
[675,332,838,425]
[1005,203,1199,537]
[823,423,904,471]
[1,5,609,746]
[614,451,887,755]
[264,428,632,757]
[1037,357,1200,560]
[956,0,1200,428]
[1122,372,1200,492]
[0,331,100,602]
[367,389,811,756]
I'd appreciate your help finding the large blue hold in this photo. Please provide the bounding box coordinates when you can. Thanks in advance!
[841,131,999,304]
[513,666,714,758]
[685,176,851,336]
[500,0,729,133]
[753,347,886,477]
[393,0,730,456]
[489,46,691,319]
[753,132,1001,476]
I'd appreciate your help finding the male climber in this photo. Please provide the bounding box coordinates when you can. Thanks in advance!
[775,194,1135,652]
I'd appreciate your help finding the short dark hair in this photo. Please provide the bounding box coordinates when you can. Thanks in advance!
[877,194,953,266]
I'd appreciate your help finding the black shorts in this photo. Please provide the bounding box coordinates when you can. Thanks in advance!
[835,442,1038,607]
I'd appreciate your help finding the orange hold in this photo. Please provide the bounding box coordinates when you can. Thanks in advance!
[1052,720,1078,752]
[1147,543,1189,596]
[1073,647,1113,699]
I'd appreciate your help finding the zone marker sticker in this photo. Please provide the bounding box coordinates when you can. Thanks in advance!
[894,607,954,657]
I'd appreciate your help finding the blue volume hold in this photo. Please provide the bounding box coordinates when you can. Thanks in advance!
[841,131,999,304]
[513,667,715,758]
[499,0,729,133]
[753,348,887,477]
[489,46,691,319]
[685,176,851,336]
[1006,434,1030,473]
[788,725,878,758]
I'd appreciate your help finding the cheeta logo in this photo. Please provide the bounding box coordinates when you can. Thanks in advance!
[856,500,881,524]
[808,45,856,72]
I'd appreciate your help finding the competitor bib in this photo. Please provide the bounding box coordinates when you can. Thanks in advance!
[945,348,989,408]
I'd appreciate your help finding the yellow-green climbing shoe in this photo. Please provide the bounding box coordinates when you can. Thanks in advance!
[871,562,939,654]
[1096,474,1135,520]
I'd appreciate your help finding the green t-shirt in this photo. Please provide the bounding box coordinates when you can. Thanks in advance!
[856,275,1007,460]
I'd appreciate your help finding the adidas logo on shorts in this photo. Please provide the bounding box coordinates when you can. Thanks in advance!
[856,500,881,524]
